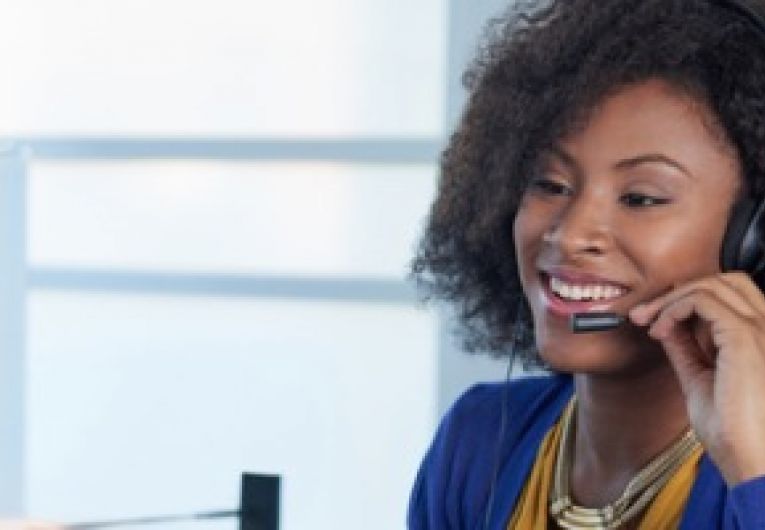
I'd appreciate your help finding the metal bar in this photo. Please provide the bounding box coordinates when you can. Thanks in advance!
[2,138,441,163]
[66,509,240,529]
[64,473,279,529]
[28,268,419,305]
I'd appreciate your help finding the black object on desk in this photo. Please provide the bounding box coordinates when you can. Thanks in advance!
[241,473,279,530]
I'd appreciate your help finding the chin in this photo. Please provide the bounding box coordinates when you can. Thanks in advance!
[534,322,666,377]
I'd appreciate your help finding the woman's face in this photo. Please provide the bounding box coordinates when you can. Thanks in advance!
[513,78,743,376]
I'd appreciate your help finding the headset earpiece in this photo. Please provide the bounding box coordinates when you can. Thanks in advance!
[721,197,757,271]
[720,195,765,288]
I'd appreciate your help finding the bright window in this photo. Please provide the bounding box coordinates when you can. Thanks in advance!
[29,160,436,277]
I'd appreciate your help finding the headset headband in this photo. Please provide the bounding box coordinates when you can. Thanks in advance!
[721,0,765,34]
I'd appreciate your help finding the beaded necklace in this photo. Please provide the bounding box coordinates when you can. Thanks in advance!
[549,397,700,529]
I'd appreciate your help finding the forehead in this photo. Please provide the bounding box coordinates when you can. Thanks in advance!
[553,78,741,184]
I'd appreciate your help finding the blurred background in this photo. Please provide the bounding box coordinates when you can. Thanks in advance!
[0,1,510,528]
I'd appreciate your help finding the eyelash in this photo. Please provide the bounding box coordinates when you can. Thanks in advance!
[527,178,671,207]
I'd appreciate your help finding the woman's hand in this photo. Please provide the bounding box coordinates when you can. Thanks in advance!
[629,271,765,486]
[0,521,63,530]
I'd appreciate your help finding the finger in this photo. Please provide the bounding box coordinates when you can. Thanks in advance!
[717,272,765,316]
[648,289,744,341]
[640,275,756,322]
[691,314,716,367]
[631,274,758,326]
[646,295,718,399]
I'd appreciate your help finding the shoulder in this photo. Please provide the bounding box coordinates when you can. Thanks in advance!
[407,373,572,529]
[431,375,572,482]
[455,372,571,409]
[445,373,572,433]
[431,373,570,472]
[678,452,765,528]
[726,475,765,528]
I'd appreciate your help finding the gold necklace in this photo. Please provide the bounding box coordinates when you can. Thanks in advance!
[549,397,700,529]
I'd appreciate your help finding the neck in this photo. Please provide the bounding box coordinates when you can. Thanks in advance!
[569,362,690,506]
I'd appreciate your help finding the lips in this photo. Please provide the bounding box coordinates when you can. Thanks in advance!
[538,271,630,319]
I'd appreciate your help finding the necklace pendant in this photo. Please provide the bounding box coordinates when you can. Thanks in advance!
[550,495,571,516]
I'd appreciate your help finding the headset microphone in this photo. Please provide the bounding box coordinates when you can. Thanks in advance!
[570,312,625,332]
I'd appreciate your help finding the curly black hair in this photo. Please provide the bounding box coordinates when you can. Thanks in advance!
[409,0,765,368]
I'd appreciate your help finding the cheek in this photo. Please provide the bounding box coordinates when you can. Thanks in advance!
[626,207,728,284]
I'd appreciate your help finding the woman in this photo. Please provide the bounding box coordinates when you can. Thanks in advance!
[408,0,765,528]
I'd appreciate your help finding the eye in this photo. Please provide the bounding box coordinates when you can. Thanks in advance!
[620,193,671,207]
[527,177,572,196]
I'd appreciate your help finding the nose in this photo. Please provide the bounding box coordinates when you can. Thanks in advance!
[542,190,613,258]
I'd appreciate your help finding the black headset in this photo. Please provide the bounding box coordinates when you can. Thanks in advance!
[718,0,765,288]
[721,195,765,285]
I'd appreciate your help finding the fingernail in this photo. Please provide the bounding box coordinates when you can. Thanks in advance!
[629,304,644,317]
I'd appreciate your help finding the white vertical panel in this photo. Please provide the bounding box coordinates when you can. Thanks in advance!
[0,146,26,514]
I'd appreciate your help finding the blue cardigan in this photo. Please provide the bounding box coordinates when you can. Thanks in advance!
[408,374,765,529]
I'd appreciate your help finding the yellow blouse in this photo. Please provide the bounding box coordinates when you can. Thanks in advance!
[507,399,704,529]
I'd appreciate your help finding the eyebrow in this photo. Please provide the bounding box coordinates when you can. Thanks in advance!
[547,146,694,180]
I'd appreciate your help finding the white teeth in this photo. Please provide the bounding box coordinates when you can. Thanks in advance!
[549,276,625,301]
[559,283,570,298]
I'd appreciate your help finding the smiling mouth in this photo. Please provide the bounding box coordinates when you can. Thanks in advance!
[539,272,630,316]
[549,274,627,301]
